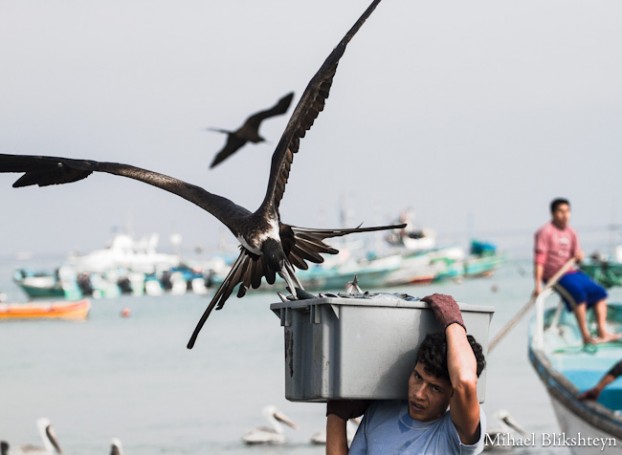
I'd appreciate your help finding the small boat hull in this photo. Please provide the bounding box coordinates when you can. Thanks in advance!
[528,295,622,453]
[0,299,91,321]
[550,396,622,454]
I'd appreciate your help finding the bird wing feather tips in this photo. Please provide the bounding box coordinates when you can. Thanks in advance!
[0,154,95,187]
[284,222,406,269]
[260,0,382,215]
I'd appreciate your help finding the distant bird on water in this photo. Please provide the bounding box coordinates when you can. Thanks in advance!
[1,418,63,454]
[109,438,123,455]
[242,405,298,445]
[208,92,294,169]
[0,0,393,349]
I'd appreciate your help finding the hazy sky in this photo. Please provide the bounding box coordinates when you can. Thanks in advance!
[1,0,621,260]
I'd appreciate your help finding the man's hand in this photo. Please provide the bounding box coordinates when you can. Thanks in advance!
[421,293,466,331]
[326,400,369,420]
[578,386,601,401]
[326,401,368,455]
[532,282,542,299]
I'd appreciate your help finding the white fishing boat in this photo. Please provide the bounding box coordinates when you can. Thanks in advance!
[383,246,465,286]
[383,209,437,252]
[13,233,214,299]
[65,233,180,274]
[528,289,622,454]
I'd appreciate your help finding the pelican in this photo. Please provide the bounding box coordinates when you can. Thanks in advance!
[208,92,294,168]
[310,417,361,446]
[0,0,395,349]
[484,409,528,452]
[242,405,297,445]
[109,438,123,455]
[2,418,62,454]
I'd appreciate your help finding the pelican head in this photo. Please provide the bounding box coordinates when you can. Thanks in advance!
[265,405,298,431]
[36,418,62,454]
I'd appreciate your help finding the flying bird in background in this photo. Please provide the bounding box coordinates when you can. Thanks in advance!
[208,92,294,169]
[0,0,390,349]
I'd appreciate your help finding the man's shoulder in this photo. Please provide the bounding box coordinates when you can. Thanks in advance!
[535,222,553,236]
[368,400,406,418]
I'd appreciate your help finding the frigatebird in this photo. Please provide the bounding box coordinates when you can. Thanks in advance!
[208,92,294,169]
[0,0,393,349]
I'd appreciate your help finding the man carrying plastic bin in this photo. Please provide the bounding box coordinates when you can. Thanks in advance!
[326,293,487,454]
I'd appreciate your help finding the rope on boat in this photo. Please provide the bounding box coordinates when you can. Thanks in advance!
[488,258,576,354]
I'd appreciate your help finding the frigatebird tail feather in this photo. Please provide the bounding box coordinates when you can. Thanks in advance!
[250,256,264,289]
[187,249,251,349]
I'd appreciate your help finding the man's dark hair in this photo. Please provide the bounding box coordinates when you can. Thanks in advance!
[550,198,570,214]
[415,332,486,381]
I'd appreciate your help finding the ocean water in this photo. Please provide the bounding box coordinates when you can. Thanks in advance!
[2,256,620,454]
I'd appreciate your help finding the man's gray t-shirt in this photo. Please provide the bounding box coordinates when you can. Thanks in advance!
[349,401,486,455]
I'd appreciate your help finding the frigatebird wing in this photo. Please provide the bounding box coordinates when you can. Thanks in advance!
[259,0,382,215]
[209,133,248,168]
[244,92,295,130]
[0,153,252,233]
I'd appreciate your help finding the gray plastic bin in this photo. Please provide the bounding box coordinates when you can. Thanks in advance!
[270,294,494,402]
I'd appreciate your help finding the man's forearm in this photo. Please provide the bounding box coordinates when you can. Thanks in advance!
[446,324,477,390]
[534,263,544,291]
[326,414,349,455]
[447,323,480,444]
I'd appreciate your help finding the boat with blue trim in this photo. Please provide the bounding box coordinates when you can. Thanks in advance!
[528,289,622,453]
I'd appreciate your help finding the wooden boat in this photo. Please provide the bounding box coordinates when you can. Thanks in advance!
[0,299,91,321]
[528,289,622,454]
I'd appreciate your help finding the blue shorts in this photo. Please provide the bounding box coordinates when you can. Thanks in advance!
[553,270,608,311]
